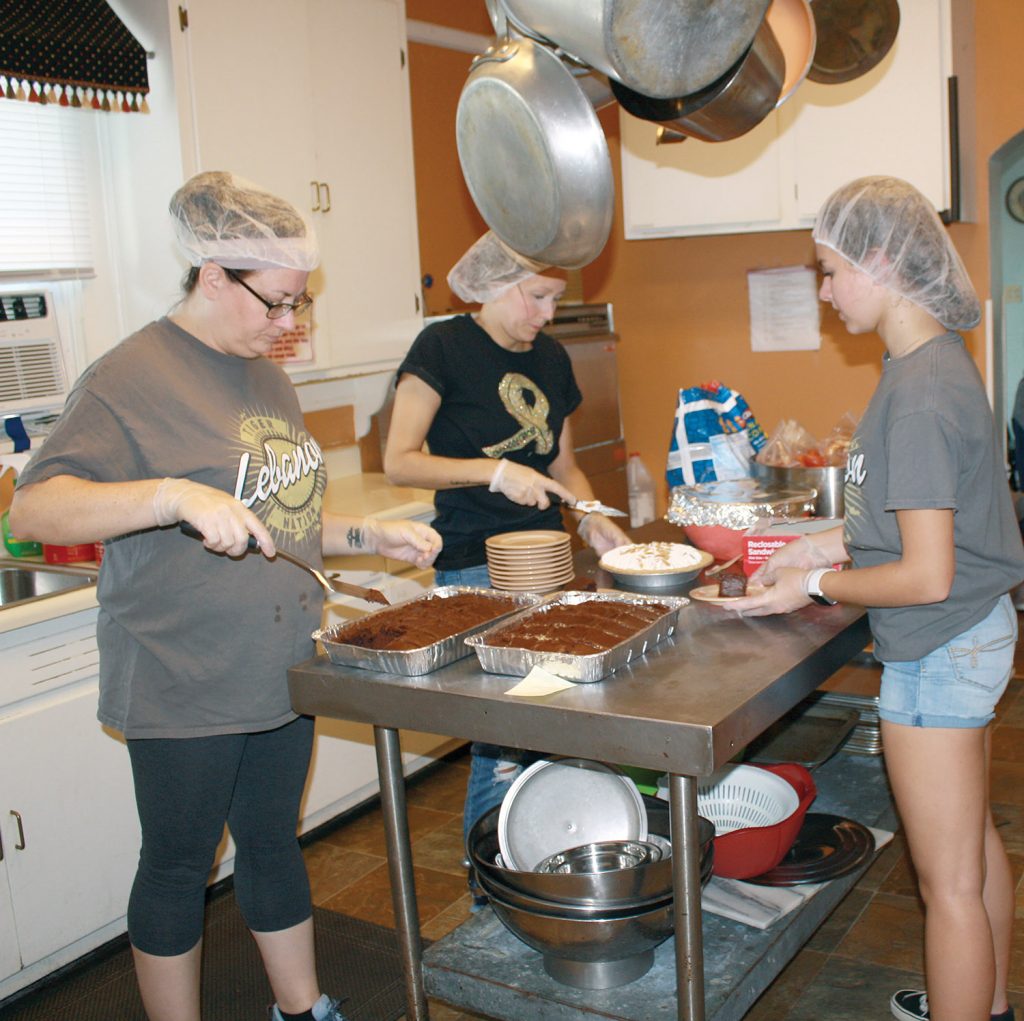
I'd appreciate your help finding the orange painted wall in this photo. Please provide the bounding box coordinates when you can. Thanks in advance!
[405,0,1024,511]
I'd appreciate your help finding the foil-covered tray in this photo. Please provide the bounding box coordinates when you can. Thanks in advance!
[465,591,689,683]
[667,479,817,530]
[313,586,543,676]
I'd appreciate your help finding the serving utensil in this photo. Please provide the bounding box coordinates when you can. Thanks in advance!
[567,499,628,518]
[179,523,390,605]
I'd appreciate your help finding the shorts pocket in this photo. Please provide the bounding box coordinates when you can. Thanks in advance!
[944,599,1017,693]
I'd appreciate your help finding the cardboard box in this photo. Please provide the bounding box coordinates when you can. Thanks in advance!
[743,518,842,575]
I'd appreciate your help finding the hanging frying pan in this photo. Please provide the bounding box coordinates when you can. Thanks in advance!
[609,17,785,144]
[806,0,900,85]
[765,0,816,107]
[496,0,773,100]
[456,36,614,268]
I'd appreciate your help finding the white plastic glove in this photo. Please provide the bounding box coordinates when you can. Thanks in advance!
[361,516,442,569]
[751,534,834,586]
[153,478,272,558]
[488,458,573,510]
[577,512,631,556]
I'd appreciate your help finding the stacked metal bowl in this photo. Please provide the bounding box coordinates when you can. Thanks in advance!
[467,798,715,989]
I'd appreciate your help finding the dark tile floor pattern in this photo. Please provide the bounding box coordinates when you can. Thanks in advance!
[303,630,1024,1021]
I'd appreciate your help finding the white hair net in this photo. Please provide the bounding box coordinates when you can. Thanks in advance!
[447,231,550,304]
[169,171,320,272]
[813,176,980,330]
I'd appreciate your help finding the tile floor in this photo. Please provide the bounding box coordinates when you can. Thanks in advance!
[302,636,1024,1021]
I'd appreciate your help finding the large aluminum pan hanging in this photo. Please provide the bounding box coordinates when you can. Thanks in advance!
[496,0,773,100]
[806,0,900,85]
[456,36,614,268]
[609,16,785,144]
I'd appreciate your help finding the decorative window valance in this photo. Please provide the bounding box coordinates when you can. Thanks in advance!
[0,0,150,113]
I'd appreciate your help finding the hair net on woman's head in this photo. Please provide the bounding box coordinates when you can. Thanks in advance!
[447,231,550,303]
[169,171,320,271]
[813,175,980,330]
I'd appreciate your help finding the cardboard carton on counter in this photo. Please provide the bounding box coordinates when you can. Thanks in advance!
[743,518,842,575]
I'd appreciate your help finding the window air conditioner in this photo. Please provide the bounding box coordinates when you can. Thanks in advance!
[0,292,71,416]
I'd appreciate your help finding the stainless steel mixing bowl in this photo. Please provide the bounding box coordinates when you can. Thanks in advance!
[467,803,714,907]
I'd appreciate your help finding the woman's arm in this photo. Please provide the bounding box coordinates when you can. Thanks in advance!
[383,374,574,508]
[321,512,441,568]
[10,474,274,558]
[735,508,954,616]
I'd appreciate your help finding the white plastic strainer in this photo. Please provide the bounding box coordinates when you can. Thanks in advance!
[695,764,799,835]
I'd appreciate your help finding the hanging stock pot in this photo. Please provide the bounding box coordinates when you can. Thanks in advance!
[455,36,614,268]
[608,15,785,143]
[494,0,773,99]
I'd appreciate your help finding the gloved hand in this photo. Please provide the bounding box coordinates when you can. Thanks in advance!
[751,534,834,586]
[488,459,573,510]
[577,512,631,556]
[153,477,272,558]
[730,566,813,617]
[361,516,442,569]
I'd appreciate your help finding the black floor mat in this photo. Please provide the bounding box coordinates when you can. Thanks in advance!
[0,897,415,1021]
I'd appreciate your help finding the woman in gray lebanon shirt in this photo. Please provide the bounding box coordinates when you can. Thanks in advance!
[10,171,441,1021]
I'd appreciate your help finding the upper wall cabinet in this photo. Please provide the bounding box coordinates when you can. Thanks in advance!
[620,0,951,238]
[170,0,422,376]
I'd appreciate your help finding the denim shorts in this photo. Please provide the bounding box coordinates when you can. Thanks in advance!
[878,594,1017,728]
[433,564,492,588]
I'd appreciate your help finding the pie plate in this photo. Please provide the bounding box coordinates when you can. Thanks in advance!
[497,758,647,872]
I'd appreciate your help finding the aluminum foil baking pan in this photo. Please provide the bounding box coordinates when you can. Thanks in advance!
[465,591,689,683]
[667,479,817,530]
[313,586,543,676]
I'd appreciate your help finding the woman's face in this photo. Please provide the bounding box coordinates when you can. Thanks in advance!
[815,243,886,335]
[216,266,311,359]
[488,273,567,350]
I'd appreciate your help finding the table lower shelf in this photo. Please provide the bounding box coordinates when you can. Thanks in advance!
[423,754,897,1021]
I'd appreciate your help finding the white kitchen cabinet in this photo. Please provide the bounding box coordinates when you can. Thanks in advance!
[621,0,952,237]
[170,0,422,375]
[0,607,140,997]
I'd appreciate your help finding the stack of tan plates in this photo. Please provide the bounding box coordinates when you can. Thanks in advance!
[485,530,574,593]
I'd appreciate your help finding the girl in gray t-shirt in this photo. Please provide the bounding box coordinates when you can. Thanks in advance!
[733,177,1021,1021]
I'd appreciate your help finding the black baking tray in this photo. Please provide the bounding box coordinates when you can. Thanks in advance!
[742,701,859,770]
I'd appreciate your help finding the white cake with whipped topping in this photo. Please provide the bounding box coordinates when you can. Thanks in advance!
[600,542,706,574]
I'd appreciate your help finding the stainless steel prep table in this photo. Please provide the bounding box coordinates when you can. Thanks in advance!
[288,530,871,1021]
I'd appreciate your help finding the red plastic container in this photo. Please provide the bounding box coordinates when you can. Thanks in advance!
[709,762,817,880]
[43,543,97,564]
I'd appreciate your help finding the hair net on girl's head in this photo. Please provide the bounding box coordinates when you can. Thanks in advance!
[169,171,320,271]
[447,231,550,303]
[813,175,980,330]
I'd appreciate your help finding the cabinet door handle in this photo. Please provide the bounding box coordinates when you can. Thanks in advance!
[310,180,321,212]
[10,811,25,851]
[318,182,331,213]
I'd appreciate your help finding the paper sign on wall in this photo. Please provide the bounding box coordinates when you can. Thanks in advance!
[268,323,315,366]
[747,266,821,352]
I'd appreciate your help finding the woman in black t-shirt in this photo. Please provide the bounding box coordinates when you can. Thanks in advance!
[385,232,631,875]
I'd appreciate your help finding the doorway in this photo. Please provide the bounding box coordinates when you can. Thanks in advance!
[989,130,1024,483]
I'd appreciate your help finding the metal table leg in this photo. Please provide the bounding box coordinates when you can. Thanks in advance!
[374,725,429,1020]
[668,773,705,1021]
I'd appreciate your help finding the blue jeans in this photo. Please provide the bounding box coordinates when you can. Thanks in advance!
[434,565,544,843]
[879,594,1017,728]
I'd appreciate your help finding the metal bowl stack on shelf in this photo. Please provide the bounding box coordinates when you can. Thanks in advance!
[467,794,714,990]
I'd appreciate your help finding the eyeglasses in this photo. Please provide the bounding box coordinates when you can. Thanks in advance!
[223,267,313,320]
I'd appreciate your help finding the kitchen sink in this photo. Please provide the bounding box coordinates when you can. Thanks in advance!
[0,560,98,609]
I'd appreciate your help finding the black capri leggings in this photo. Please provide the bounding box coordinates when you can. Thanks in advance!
[126,715,315,956]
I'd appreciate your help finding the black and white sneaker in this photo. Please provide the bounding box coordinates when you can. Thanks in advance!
[891,990,929,1020]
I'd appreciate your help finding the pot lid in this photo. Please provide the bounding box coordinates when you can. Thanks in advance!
[498,758,647,872]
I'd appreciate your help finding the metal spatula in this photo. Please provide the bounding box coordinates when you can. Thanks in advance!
[566,499,629,518]
[179,523,390,605]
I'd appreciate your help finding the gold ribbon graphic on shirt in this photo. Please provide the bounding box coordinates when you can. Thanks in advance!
[482,373,554,457]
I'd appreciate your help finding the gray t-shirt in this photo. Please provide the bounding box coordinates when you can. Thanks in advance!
[18,318,327,738]
[843,332,1024,662]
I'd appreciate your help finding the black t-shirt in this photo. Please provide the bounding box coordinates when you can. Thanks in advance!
[397,314,582,570]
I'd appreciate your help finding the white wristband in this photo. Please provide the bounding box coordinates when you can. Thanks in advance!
[488,459,508,493]
[804,567,837,603]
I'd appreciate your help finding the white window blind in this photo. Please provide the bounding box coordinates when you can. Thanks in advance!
[0,99,95,276]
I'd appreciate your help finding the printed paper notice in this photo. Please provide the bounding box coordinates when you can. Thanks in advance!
[747,266,821,352]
